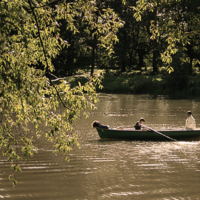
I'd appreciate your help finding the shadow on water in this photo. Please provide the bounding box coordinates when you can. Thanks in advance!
[95,135,200,142]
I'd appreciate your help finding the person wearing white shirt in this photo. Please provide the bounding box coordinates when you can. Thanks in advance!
[185,111,196,130]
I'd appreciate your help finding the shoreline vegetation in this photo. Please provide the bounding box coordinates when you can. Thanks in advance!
[68,70,200,98]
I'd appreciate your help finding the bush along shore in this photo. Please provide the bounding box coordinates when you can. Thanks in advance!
[68,73,200,98]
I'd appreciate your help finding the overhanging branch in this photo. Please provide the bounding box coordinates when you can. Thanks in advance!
[27,0,72,111]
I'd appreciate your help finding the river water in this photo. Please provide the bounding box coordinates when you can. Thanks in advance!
[1,94,200,200]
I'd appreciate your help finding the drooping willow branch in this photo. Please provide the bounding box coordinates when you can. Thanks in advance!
[27,0,73,111]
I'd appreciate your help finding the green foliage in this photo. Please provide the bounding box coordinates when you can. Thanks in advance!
[0,0,105,185]
[131,0,200,73]
[52,0,123,76]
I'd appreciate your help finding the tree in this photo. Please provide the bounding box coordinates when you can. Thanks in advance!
[132,0,200,73]
[52,0,123,77]
[0,0,108,186]
[110,0,157,73]
[110,0,141,72]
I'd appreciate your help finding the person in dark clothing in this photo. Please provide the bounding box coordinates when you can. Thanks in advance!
[134,118,145,130]
[92,121,109,129]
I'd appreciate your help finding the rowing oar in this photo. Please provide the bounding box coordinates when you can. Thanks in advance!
[140,124,177,141]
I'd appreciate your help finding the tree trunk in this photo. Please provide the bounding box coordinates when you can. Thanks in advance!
[121,61,126,72]
[128,49,134,70]
[189,56,193,75]
[91,46,95,76]
[186,43,193,75]
[120,29,127,72]
[138,50,144,70]
[153,50,158,74]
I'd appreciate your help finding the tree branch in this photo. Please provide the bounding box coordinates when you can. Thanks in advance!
[49,72,90,81]
[51,77,68,82]
[27,0,72,111]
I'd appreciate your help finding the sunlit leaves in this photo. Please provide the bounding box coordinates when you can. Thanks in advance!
[0,0,105,186]
[78,1,123,54]
[131,0,200,72]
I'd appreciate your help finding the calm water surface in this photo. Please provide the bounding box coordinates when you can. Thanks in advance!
[1,94,200,200]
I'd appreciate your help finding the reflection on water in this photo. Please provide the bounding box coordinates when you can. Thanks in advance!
[1,94,200,199]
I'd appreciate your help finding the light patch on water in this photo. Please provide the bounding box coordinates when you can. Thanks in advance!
[178,141,198,145]
[22,166,48,169]
[93,159,115,162]
[137,163,165,167]
[105,114,129,117]
[135,141,200,155]
[0,195,11,199]
[129,184,140,187]
[152,187,180,195]
[109,191,145,196]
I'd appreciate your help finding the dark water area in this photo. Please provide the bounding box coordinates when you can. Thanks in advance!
[1,94,200,200]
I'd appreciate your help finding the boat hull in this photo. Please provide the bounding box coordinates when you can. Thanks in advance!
[96,128,200,140]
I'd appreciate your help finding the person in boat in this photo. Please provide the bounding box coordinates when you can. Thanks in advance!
[185,111,196,130]
[134,118,145,130]
[92,121,109,129]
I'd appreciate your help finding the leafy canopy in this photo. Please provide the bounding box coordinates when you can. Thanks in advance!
[132,0,200,72]
[0,0,122,186]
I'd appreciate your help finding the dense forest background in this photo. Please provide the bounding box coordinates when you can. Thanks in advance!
[47,0,200,96]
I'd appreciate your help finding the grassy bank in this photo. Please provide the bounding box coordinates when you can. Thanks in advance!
[68,73,200,98]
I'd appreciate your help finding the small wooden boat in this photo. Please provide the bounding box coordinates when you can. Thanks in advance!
[95,127,200,140]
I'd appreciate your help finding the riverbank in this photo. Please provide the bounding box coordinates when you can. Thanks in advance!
[68,73,200,98]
